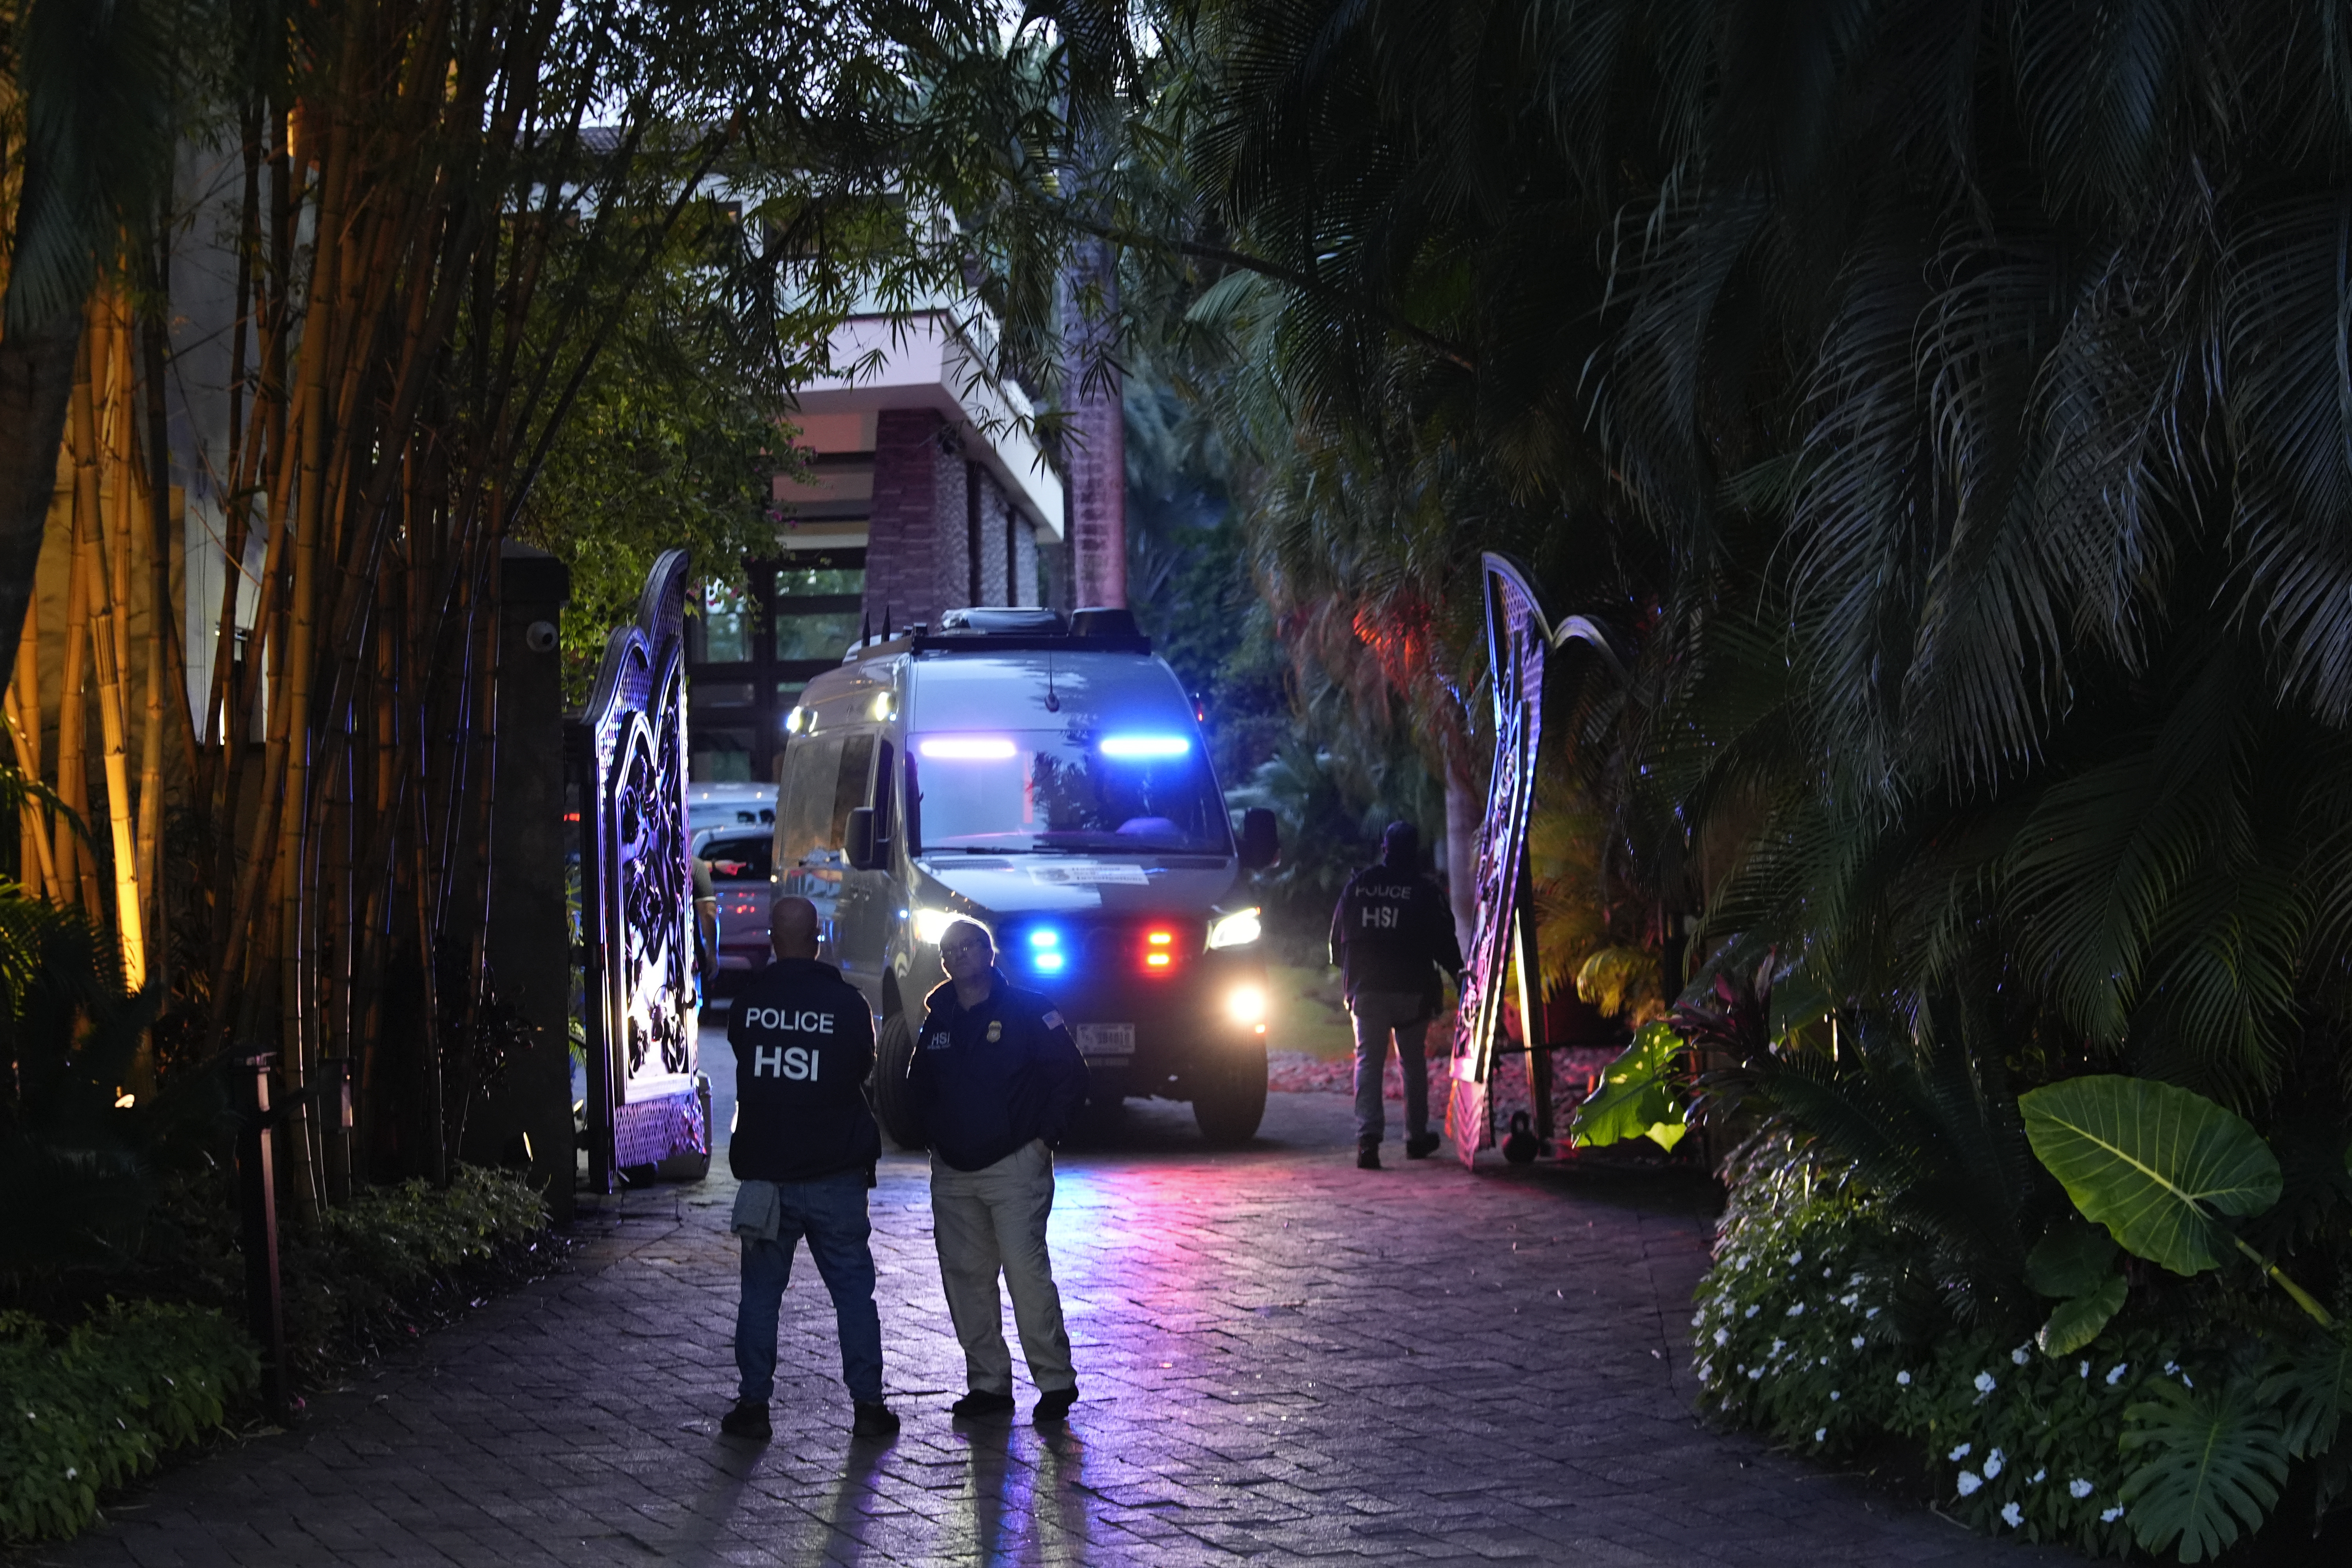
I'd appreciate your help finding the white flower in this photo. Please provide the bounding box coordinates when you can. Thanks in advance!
[1818,1356,1830,1367]
[1814,1427,1827,1442]
[1771,1339,1786,1356]
[1851,1335,1866,1349]
[2000,1502,2023,1528]
[1984,1448,2004,1477]
[2029,1468,2045,1485]
[1790,1250,1804,1264]
[1749,1367,1763,1380]
[2101,1505,2126,1524]
[1786,1302,1806,1317]
[1829,1390,1841,1401]
[2068,1479,2093,1499]
[1949,1442,1973,1460]
[1821,1266,1833,1279]
[2180,1371,2194,1388]
[1957,1471,1983,1497]
[1865,1306,1880,1319]
[1714,1328,1729,1346]
[2078,1361,2091,1379]
[2012,1346,2031,1365]
[1839,1292,1858,1308]
[1692,1311,1706,1327]
[1896,1370,1912,1386]
[1745,1304,1761,1319]
[2163,1361,2177,1374]
[2106,1363,2128,1385]
[64,1467,76,1481]
[1974,1371,1997,1394]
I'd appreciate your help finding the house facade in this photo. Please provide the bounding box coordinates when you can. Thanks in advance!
[683,309,1066,783]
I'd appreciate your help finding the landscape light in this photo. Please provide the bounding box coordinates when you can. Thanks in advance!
[1100,735,1191,758]
[918,736,1016,760]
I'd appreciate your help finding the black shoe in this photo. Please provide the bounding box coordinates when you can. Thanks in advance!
[1357,1143,1381,1170]
[852,1401,900,1439]
[1405,1132,1441,1160]
[720,1400,771,1440]
[950,1389,1016,1418]
[1034,1387,1078,1424]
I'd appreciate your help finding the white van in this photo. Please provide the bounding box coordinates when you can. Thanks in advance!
[772,606,1278,1144]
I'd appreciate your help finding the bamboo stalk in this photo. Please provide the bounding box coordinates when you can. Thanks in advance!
[89,293,148,991]
[62,325,98,916]
[10,580,49,899]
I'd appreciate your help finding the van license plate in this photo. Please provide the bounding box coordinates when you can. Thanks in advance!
[1075,1023,1135,1061]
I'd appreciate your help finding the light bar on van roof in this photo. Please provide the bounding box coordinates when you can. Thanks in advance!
[917,736,1017,760]
[1099,735,1191,758]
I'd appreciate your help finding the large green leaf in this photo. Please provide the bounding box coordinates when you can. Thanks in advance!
[2119,1378,2290,1563]
[2036,1273,2126,1357]
[2019,1076,2281,1275]
[2272,1332,2352,1459]
[1570,1021,1688,1152]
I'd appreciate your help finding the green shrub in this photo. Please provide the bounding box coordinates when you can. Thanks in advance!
[0,1301,258,1544]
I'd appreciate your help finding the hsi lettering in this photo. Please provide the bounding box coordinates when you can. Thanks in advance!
[751,1045,821,1081]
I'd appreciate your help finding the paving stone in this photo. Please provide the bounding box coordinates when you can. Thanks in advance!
[27,1078,2062,1567]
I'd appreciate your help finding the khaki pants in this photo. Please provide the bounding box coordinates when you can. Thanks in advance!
[929,1139,1076,1396]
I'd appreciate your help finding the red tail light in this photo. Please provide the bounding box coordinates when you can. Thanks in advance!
[1143,929,1175,974]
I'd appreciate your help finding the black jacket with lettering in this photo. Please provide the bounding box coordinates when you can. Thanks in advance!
[728,957,880,1183]
[1329,859,1465,1006]
[903,970,1089,1172]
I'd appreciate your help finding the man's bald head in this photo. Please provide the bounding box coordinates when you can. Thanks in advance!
[769,896,821,961]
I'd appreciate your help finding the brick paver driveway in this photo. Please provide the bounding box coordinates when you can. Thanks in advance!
[37,1086,2053,1567]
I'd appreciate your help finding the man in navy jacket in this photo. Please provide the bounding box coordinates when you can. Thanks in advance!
[721,896,895,1441]
[1330,820,1464,1169]
[904,919,1088,1423]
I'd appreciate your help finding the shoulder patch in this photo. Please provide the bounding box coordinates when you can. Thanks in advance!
[1042,1010,1064,1031]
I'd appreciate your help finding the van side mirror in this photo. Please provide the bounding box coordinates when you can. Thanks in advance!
[846,807,881,871]
[1238,807,1279,871]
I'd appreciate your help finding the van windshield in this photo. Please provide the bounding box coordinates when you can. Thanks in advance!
[911,730,1231,855]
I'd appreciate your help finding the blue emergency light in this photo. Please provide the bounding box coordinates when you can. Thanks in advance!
[1027,927,1066,973]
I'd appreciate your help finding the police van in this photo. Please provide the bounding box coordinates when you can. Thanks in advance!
[771,605,1278,1145]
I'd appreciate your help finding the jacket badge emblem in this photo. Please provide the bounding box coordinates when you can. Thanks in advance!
[985,1020,1003,1043]
[927,1032,950,1050]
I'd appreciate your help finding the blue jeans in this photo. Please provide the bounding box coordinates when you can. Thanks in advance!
[1351,991,1430,1144]
[735,1171,884,1405]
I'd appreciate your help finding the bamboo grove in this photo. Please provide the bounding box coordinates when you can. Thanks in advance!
[1,0,1032,1226]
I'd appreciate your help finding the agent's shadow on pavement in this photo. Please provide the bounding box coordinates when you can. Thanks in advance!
[813,1437,892,1564]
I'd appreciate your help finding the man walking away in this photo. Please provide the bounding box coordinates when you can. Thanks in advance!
[1331,821,1465,1170]
[722,896,897,1441]
[904,920,1089,1424]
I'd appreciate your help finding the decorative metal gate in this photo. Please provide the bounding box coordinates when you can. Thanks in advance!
[568,548,705,1192]
[1446,553,1619,1167]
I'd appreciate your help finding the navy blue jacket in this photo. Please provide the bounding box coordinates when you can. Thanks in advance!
[1329,858,1464,1008]
[728,957,880,1183]
[904,970,1089,1172]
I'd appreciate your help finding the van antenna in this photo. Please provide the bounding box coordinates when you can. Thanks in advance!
[1045,650,1061,713]
[882,604,892,641]
[860,609,871,647]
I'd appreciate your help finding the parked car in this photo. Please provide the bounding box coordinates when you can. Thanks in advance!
[689,782,775,837]
[771,605,1279,1146]
[692,826,776,996]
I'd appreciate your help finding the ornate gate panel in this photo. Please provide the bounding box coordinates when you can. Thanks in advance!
[568,549,704,1191]
[1446,554,1619,1167]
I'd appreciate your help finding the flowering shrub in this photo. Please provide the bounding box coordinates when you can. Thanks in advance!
[1693,1133,2210,1555]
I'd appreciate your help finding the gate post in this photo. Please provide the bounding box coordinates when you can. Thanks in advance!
[465,543,575,1223]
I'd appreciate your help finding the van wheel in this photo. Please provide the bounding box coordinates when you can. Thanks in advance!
[872,1013,925,1151]
[1192,1038,1269,1146]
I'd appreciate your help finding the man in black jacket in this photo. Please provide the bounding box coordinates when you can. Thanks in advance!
[1330,821,1465,1169]
[904,920,1089,1424]
[720,896,896,1441]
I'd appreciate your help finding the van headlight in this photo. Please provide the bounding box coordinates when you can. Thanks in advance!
[1206,908,1262,949]
[911,907,988,946]
[1225,984,1267,1025]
